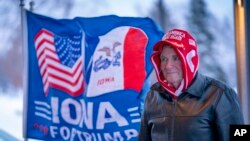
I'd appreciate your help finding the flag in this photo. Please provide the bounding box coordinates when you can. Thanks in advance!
[24,10,163,141]
[34,28,84,97]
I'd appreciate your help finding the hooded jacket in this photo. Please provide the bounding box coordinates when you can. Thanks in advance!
[138,29,244,141]
[151,28,199,98]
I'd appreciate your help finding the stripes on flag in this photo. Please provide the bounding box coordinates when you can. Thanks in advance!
[34,29,84,97]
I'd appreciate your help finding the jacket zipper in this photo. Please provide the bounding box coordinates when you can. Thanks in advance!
[170,99,177,141]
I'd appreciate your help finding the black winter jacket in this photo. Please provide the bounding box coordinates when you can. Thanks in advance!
[138,73,244,141]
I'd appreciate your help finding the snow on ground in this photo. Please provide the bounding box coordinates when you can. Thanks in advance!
[0,89,23,140]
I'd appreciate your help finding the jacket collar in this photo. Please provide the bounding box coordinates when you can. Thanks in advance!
[184,72,207,98]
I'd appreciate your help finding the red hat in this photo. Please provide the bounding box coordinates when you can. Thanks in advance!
[151,28,199,98]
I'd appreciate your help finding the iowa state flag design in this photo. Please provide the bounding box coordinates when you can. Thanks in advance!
[24,10,163,141]
[87,26,148,97]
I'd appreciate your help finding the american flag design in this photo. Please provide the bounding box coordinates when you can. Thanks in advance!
[34,28,84,97]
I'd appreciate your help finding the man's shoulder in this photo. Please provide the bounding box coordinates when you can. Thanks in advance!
[151,82,161,90]
[203,74,236,93]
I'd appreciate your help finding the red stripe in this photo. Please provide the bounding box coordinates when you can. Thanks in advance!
[37,48,59,64]
[48,79,84,97]
[36,39,54,55]
[47,70,83,87]
[41,59,82,77]
[39,56,60,76]
[43,63,83,85]
[41,60,82,91]
[34,28,53,41]
[41,61,84,96]
[123,28,148,92]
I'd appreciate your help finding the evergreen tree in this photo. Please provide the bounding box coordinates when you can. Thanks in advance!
[186,0,227,82]
[148,0,174,32]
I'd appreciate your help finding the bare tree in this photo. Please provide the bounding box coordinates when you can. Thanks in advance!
[0,0,76,92]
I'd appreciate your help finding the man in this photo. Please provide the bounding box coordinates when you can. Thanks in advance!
[138,28,244,141]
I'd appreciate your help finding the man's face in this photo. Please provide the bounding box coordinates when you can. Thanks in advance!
[160,45,183,88]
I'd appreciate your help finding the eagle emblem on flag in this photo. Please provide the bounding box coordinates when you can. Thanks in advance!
[34,28,84,97]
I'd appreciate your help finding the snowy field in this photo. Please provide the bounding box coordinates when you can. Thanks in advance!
[0,90,23,140]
